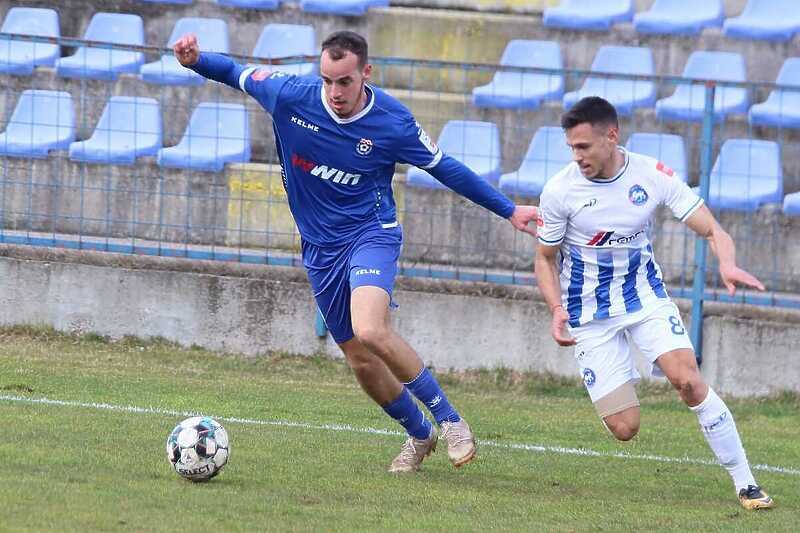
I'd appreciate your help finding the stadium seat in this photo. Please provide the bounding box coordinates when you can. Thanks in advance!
[633,0,724,35]
[157,103,250,172]
[749,58,800,128]
[562,46,656,116]
[299,0,389,16]
[625,133,688,182]
[723,0,800,41]
[0,7,60,75]
[655,51,749,122]
[216,0,280,7]
[706,139,783,211]
[543,0,634,31]
[783,192,800,215]
[498,127,572,197]
[68,97,162,165]
[56,13,144,80]
[406,120,501,189]
[0,90,74,158]
[251,24,316,77]
[471,40,564,110]
[140,18,229,85]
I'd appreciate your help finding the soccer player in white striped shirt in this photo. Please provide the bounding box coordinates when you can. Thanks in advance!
[535,97,774,510]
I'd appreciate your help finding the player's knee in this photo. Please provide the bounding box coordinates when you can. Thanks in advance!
[672,372,706,403]
[352,322,390,352]
[606,418,640,441]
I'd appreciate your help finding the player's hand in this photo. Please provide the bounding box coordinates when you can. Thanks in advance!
[550,305,576,346]
[508,205,541,237]
[173,34,200,67]
[719,264,765,295]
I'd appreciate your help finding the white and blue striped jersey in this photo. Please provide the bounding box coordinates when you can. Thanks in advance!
[538,148,703,328]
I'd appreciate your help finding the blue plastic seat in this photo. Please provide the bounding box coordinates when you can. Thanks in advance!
[749,58,800,128]
[656,52,749,122]
[141,18,229,85]
[723,0,800,41]
[216,0,280,7]
[783,192,800,215]
[407,120,501,189]
[625,133,687,182]
[251,24,316,77]
[472,40,564,110]
[157,103,250,172]
[634,0,723,35]
[0,90,74,158]
[706,139,783,211]
[498,127,572,197]
[0,7,60,75]
[563,46,656,116]
[299,0,388,16]
[543,0,634,31]
[69,97,162,165]
[56,13,144,80]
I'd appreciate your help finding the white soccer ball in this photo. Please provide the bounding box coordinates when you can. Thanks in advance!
[166,416,229,481]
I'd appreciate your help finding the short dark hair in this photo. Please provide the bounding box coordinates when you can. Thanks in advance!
[560,96,619,131]
[321,31,368,68]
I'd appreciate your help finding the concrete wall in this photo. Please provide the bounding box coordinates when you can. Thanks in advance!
[0,244,796,397]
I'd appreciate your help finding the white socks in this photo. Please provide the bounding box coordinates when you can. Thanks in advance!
[690,387,756,492]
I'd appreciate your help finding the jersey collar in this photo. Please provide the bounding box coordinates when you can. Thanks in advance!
[586,147,629,184]
[320,83,375,124]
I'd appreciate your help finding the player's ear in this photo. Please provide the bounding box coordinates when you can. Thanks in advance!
[606,125,620,145]
[362,63,372,82]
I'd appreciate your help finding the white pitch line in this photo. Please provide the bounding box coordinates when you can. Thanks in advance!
[2,394,798,477]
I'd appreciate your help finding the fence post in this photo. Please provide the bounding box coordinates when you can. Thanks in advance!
[690,81,716,365]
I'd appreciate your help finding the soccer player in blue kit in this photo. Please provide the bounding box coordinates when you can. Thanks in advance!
[174,31,539,472]
[536,97,774,509]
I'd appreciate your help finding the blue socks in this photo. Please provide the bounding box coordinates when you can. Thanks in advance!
[382,388,432,440]
[405,368,461,424]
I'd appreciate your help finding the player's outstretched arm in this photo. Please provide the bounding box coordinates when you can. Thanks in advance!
[535,243,575,346]
[426,155,538,236]
[173,34,246,91]
[684,204,765,295]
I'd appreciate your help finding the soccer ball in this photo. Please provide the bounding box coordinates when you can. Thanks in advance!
[166,416,229,481]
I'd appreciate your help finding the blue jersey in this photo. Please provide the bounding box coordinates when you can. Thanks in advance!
[238,68,443,245]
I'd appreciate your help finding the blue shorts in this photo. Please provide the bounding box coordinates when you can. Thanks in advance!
[302,225,402,344]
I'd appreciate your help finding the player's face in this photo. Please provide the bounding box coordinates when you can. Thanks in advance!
[565,122,619,179]
[320,50,372,118]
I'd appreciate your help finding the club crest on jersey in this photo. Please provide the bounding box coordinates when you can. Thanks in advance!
[628,184,649,206]
[356,138,373,156]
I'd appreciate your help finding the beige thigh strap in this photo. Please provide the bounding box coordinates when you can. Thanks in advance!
[594,380,640,419]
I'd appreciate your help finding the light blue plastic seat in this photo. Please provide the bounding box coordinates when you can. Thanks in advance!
[783,192,800,215]
[723,0,800,41]
[251,24,316,77]
[543,0,634,31]
[625,133,687,182]
[157,103,250,172]
[0,7,60,75]
[141,18,229,85]
[656,51,749,122]
[634,0,723,35]
[406,120,501,189]
[563,46,656,116]
[56,13,144,80]
[472,40,564,110]
[0,90,74,158]
[69,97,162,165]
[217,0,280,8]
[749,58,800,128]
[706,139,783,211]
[299,0,388,16]
[499,127,572,197]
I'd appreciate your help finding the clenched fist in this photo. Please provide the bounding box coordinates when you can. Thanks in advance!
[173,34,200,66]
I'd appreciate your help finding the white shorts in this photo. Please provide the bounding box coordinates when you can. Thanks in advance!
[569,299,694,403]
